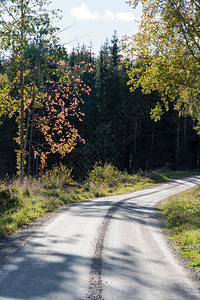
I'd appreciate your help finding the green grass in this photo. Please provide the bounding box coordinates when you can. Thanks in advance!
[159,186,200,272]
[0,168,198,239]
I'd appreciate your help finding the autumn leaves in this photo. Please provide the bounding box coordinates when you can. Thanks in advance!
[0,0,94,181]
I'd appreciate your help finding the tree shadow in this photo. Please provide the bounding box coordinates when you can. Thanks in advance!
[0,233,90,299]
[1,177,200,299]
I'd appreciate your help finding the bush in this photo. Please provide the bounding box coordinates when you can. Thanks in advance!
[88,162,121,188]
[0,185,19,212]
[40,163,73,188]
[150,172,167,183]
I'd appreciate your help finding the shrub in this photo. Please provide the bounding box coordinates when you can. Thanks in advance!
[150,172,167,183]
[88,162,121,188]
[22,188,30,197]
[40,163,73,188]
[0,185,19,212]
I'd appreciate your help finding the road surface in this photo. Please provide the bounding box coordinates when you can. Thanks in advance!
[0,176,200,299]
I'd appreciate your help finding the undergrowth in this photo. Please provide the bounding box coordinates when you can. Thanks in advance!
[0,162,198,239]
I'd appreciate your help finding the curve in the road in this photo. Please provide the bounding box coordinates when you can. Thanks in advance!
[0,176,200,300]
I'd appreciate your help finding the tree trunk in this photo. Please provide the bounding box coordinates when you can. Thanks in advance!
[150,123,154,169]
[183,118,187,148]
[176,118,180,170]
[28,86,36,177]
[132,118,137,170]
[19,62,25,183]
[19,0,25,183]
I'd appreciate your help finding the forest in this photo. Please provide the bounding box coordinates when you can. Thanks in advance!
[0,0,200,181]
[0,0,199,278]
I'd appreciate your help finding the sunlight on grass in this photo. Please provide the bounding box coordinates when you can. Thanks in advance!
[160,186,200,272]
[0,165,198,239]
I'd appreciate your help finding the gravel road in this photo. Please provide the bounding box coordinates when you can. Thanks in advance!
[0,176,200,299]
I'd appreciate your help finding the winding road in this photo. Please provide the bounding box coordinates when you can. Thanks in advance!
[0,176,200,299]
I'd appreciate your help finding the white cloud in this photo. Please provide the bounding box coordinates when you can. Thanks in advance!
[70,4,138,23]
[116,12,138,22]
[70,4,100,20]
[104,9,115,20]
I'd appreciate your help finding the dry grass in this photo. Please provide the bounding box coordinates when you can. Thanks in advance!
[0,164,198,238]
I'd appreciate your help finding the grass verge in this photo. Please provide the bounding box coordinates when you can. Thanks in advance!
[0,167,198,239]
[159,186,200,272]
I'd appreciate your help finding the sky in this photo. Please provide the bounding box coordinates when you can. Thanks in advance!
[49,0,142,55]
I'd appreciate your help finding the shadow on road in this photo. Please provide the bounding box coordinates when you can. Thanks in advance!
[0,177,200,299]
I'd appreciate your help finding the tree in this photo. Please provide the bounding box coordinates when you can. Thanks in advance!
[0,0,61,182]
[35,60,93,169]
[68,34,158,174]
[122,0,200,129]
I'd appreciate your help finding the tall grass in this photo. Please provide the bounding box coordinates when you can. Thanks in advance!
[0,162,198,239]
[159,186,200,272]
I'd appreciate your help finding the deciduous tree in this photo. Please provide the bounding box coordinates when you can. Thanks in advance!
[0,0,60,182]
[122,0,200,129]
[35,60,93,168]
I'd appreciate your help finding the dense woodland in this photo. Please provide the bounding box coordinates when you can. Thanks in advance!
[65,35,200,178]
[0,31,199,180]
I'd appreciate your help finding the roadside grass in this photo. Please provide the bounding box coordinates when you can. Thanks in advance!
[0,164,198,239]
[159,186,200,272]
